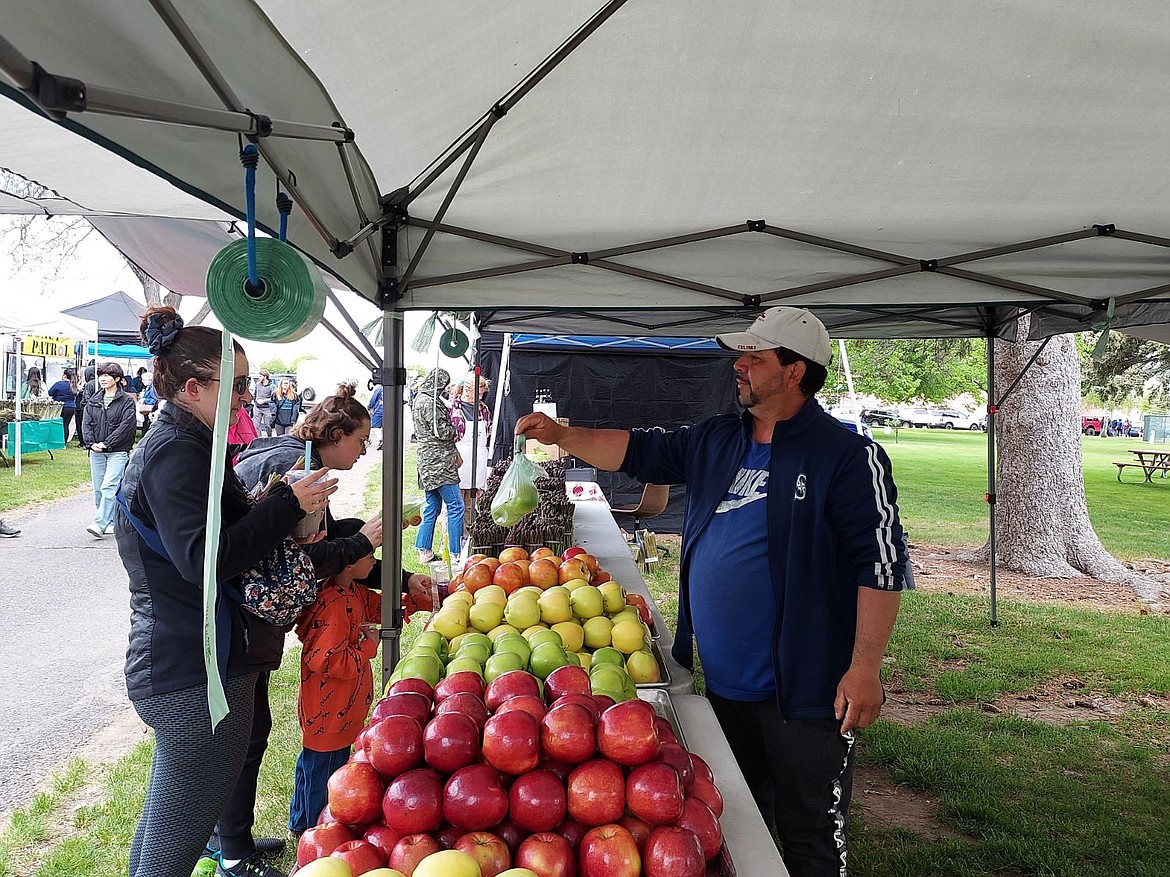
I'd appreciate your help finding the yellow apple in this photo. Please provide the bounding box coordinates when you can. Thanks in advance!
[295,858,354,877]
[551,620,585,653]
[504,595,541,630]
[430,610,467,641]
[582,616,614,650]
[569,586,605,620]
[610,618,647,655]
[413,849,481,877]
[626,649,661,684]
[598,581,626,614]
[537,589,573,625]
[474,585,508,608]
[469,601,505,633]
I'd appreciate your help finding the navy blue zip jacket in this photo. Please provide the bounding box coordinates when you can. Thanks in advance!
[622,397,907,719]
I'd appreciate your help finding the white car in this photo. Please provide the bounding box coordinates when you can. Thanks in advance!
[932,408,984,430]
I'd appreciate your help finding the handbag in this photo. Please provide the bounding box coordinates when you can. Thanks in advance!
[116,489,320,625]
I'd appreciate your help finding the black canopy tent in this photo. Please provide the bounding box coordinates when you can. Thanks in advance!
[3,1,1170,662]
[62,291,149,346]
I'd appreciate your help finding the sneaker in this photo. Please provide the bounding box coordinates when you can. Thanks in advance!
[85,523,104,539]
[216,853,287,877]
[206,834,286,858]
[418,549,436,564]
[0,521,19,538]
[103,524,115,535]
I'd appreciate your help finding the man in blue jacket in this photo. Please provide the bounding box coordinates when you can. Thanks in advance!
[515,306,907,877]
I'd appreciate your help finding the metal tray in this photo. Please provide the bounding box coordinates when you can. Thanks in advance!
[636,690,737,877]
[634,637,674,690]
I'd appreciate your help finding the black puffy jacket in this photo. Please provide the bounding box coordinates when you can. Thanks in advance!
[81,389,138,453]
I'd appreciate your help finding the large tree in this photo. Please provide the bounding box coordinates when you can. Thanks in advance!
[825,338,986,404]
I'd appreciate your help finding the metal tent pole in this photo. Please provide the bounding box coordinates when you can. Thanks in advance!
[380,308,406,683]
[986,333,998,627]
[467,321,481,530]
[487,333,513,463]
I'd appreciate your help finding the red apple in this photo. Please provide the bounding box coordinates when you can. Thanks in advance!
[509,769,567,833]
[362,822,403,860]
[690,777,724,818]
[297,822,356,867]
[538,755,575,781]
[626,762,685,825]
[492,817,528,854]
[555,693,602,723]
[578,823,640,877]
[435,691,489,731]
[388,833,442,876]
[561,547,586,561]
[655,742,695,794]
[494,693,547,724]
[689,753,714,784]
[443,763,509,831]
[317,804,336,826]
[578,553,599,575]
[331,838,387,875]
[482,709,541,775]
[516,832,575,877]
[464,553,488,572]
[480,557,502,574]
[493,562,526,594]
[566,759,625,826]
[558,558,590,584]
[592,569,612,584]
[434,670,486,704]
[527,558,561,589]
[555,816,586,848]
[499,546,530,563]
[618,814,652,851]
[597,699,661,766]
[531,546,556,560]
[364,715,424,778]
[674,797,723,861]
[354,726,371,752]
[423,712,481,774]
[327,762,386,826]
[453,831,512,877]
[350,746,372,764]
[643,825,704,877]
[464,562,495,593]
[381,768,444,835]
[388,677,435,701]
[591,693,615,711]
[436,823,464,849]
[484,670,542,713]
[540,703,597,764]
[544,664,592,702]
[372,691,431,726]
[652,716,677,746]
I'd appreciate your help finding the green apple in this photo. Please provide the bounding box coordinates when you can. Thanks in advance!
[504,595,541,630]
[397,653,442,687]
[589,662,628,689]
[569,585,605,620]
[414,630,448,658]
[598,581,626,615]
[529,641,570,679]
[610,606,640,625]
[487,623,521,642]
[582,616,613,650]
[474,584,508,607]
[537,589,573,625]
[590,646,624,667]
[492,634,532,666]
[562,651,581,668]
[484,650,526,683]
[576,650,592,672]
[461,632,493,652]
[445,655,485,677]
[528,628,564,650]
[469,601,505,633]
[455,639,491,666]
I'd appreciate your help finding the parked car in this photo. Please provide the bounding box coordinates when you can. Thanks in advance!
[899,407,936,428]
[933,408,985,430]
[832,415,872,438]
[1082,415,1103,436]
[861,407,901,426]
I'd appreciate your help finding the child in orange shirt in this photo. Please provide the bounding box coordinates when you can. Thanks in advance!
[288,531,433,834]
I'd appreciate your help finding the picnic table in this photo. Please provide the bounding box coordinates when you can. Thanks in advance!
[1113,448,1170,482]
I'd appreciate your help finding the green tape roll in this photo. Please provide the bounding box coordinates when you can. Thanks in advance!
[205,238,327,342]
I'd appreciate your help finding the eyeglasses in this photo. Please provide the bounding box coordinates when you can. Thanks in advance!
[211,376,250,395]
[360,437,372,450]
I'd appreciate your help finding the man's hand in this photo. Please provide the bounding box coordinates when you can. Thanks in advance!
[515,412,566,445]
[834,665,885,733]
[360,515,384,549]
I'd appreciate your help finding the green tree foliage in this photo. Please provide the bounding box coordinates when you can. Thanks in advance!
[824,339,987,403]
[290,353,318,370]
[1080,332,1170,409]
[258,356,289,375]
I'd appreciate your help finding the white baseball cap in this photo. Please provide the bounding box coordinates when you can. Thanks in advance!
[715,306,832,366]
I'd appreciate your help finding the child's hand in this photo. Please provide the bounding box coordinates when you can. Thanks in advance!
[407,574,434,597]
[360,515,383,549]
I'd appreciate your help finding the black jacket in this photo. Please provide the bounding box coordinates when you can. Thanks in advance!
[233,435,395,672]
[115,405,304,700]
[81,389,138,453]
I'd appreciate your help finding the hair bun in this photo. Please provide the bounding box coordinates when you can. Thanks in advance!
[143,310,184,354]
[335,381,356,399]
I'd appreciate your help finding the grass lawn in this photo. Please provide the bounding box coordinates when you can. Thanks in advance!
[5,440,1170,876]
[0,444,91,511]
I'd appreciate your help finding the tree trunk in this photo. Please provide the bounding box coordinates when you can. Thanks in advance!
[131,264,181,309]
[961,314,1130,583]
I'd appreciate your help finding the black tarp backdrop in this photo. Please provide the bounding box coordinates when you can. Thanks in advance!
[477,333,740,534]
[62,291,147,345]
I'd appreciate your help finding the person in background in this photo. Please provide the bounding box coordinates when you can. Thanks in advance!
[48,367,80,444]
[451,373,492,511]
[515,306,907,877]
[412,367,464,564]
[82,363,138,539]
[287,519,433,836]
[252,370,274,437]
[367,383,384,451]
[115,306,336,877]
[22,366,47,400]
[129,366,148,396]
[271,377,301,436]
[138,373,159,434]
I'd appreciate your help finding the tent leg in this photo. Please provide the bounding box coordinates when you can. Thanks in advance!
[380,309,406,685]
[986,333,998,627]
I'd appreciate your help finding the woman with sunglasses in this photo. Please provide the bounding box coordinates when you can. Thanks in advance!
[116,307,337,877]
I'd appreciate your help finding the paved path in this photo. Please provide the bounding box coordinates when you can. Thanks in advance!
[0,449,379,819]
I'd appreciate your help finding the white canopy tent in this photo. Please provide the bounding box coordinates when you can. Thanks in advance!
[3,0,1170,645]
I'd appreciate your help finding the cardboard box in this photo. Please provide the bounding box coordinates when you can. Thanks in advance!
[525,417,568,460]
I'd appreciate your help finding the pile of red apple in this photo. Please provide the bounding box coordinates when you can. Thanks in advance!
[299,666,726,877]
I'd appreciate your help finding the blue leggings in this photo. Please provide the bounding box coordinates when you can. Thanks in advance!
[129,674,258,877]
[415,482,464,556]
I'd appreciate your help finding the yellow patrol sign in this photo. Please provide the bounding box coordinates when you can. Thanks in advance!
[22,335,73,358]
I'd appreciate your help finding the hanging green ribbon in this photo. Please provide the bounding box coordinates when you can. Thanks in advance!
[1091,298,1117,362]
[202,327,235,729]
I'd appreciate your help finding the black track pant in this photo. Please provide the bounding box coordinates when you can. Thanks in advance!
[707,691,855,877]
[215,671,273,860]
[129,674,258,877]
